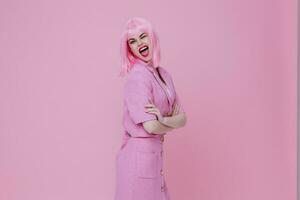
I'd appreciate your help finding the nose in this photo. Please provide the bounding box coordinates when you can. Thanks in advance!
[137,39,142,46]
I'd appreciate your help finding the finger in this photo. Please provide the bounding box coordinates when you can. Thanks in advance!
[174,104,179,115]
[172,103,179,116]
[146,110,156,113]
[171,103,176,114]
[145,108,158,112]
[147,110,159,116]
[144,103,155,108]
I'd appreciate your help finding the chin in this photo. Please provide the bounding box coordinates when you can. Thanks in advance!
[141,57,152,62]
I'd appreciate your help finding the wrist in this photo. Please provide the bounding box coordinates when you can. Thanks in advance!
[158,116,165,124]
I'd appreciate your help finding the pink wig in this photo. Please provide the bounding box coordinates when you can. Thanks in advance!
[119,17,161,77]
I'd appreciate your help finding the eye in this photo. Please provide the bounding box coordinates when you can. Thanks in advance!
[129,40,136,44]
[141,35,147,39]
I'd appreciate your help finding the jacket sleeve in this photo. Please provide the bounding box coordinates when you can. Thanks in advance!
[124,72,157,125]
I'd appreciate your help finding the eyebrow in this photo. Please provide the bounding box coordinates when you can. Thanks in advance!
[128,33,146,41]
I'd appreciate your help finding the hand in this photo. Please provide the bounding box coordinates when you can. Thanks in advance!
[171,102,179,116]
[144,103,164,122]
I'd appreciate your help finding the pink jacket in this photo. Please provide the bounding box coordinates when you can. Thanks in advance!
[122,59,185,142]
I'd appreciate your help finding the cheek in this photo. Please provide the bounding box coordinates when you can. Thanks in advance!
[145,39,152,49]
[144,38,151,45]
[132,47,139,55]
[148,45,153,55]
[129,45,138,55]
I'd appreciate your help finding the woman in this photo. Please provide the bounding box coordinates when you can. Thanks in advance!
[115,17,187,200]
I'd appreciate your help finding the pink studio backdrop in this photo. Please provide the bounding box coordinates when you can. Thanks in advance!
[0,0,297,200]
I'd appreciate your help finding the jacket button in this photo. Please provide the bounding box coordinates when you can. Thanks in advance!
[160,150,163,156]
[161,185,164,192]
[160,136,164,142]
[160,169,164,176]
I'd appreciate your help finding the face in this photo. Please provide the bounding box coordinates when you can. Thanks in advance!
[127,31,153,64]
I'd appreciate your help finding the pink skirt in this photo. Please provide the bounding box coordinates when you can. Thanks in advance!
[114,133,171,200]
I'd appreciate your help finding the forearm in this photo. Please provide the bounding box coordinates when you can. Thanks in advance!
[151,120,175,135]
[143,120,174,135]
[159,113,186,129]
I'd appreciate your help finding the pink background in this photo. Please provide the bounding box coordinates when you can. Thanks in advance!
[0,0,297,200]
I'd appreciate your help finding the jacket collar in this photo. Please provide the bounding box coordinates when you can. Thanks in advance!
[135,59,156,73]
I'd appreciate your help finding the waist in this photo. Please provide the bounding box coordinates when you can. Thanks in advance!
[127,131,165,142]
[127,133,165,151]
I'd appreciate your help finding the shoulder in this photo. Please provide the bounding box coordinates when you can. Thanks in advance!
[124,64,152,90]
[127,63,152,81]
[130,63,150,76]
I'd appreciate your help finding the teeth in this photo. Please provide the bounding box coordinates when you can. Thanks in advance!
[139,46,148,52]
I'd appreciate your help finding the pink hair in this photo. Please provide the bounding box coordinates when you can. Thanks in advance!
[118,17,161,77]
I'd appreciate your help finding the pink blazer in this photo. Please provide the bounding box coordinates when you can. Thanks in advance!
[122,59,185,141]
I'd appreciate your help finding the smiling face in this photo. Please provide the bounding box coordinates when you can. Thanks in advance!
[127,31,153,64]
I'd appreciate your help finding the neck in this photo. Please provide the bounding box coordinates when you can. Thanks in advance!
[137,59,153,66]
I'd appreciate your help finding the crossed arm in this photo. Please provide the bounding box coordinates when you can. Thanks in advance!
[143,113,186,135]
[142,103,187,135]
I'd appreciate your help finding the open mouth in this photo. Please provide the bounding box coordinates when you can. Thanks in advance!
[139,45,149,57]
